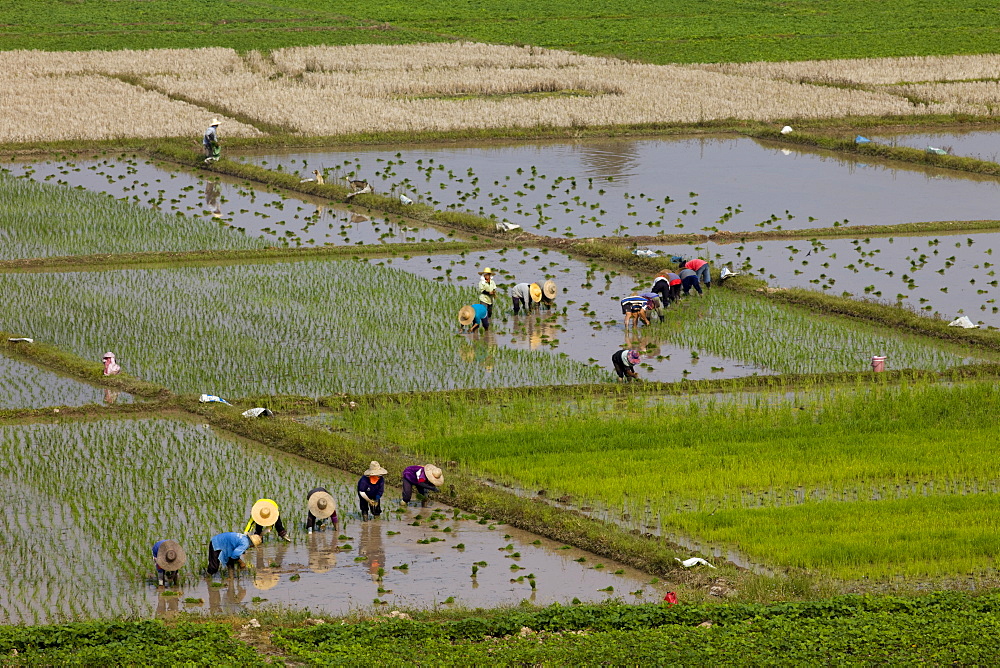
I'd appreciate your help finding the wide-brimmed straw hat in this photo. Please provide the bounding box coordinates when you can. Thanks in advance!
[477,267,496,275]
[251,499,280,527]
[154,540,187,572]
[543,280,557,299]
[423,464,444,486]
[528,283,542,302]
[458,305,476,326]
[308,490,337,520]
[254,571,279,591]
[364,461,388,476]
[209,118,221,126]
[248,534,262,547]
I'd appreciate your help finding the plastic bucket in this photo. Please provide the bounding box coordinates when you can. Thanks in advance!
[871,356,887,372]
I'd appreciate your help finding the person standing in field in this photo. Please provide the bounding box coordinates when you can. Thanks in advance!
[684,258,711,289]
[102,352,121,376]
[305,487,338,533]
[477,267,498,319]
[244,498,291,542]
[358,461,387,521]
[151,539,186,587]
[401,464,444,504]
[203,119,221,163]
[459,303,490,332]
[511,282,542,315]
[611,348,642,382]
[206,532,261,575]
[621,293,651,329]
[679,266,703,296]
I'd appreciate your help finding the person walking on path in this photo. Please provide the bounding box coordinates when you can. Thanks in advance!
[459,303,490,332]
[684,258,711,289]
[679,267,703,296]
[401,464,444,504]
[477,268,498,319]
[152,539,186,587]
[207,532,261,575]
[511,282,542,315]
[621,293,651,330]
[244,498,291,542]
[358,461,387,521]
[203,119,221,163]
[305,487,338,533]
[612,348,642,381]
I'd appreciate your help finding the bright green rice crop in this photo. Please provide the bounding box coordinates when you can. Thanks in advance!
[0,169,266,258]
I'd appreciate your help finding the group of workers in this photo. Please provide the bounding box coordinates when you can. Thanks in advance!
[151,460,445,585]
[458,267,557,332]
[621,257,712,330]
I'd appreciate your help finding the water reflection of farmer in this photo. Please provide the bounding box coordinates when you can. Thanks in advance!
[207,575,246,615]
[254,540,288,592]
[155,588,181,619]
[359,521,386,584]
[205,180,222,218]
[308,531,337,574]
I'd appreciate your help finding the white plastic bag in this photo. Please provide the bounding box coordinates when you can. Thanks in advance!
[948,316,976,329]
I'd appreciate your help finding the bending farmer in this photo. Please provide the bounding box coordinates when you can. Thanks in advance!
[305,487,338,533]
[401,464,445,504]
[207,532,261,575]
[244,498,291,542]
[152,539,186,587]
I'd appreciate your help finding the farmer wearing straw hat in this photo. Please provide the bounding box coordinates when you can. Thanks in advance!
[206,531,261,575]
[358,460,387,521]
[102,352,121,376]
[612,348,642,381]
[510,282,542,315]
[541,279,557,309]
[305,487,338,533]
[152,539,186,587]
[458,303,490,332]
[203,119,221,163]
[477,267,498,319]
[244,498,291,542]
[401,464,444,504]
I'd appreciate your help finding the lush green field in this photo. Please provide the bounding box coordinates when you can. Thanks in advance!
[336,380,1000,578]
[3,0,1000,63]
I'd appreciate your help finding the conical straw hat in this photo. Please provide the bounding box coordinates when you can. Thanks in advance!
[423,464,444,486]
[543,280,557,299]
[528,283,542,302]
[364,461,388,476]
[308,490,337,520]
[458,305,475,326]
[251,499,280,527]
[154,540,187,571]
[253,571,280,591]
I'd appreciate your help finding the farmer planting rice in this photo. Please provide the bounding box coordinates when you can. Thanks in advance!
[621,293,651,330]
[639,291,664,322]
[305,487,338,533]
[244,498,291,542]
[678,266,703,296]
[612,348,642,381]
[206,532,261,575]
[458,303,490,332]
[477,267,498,319]
[510,281,542,315]
[151,539,186,587]
[684,258,712,289]
[202,118,221,163]
[651,272,674,308]
[358,461,387,521]
[401,464,444,504]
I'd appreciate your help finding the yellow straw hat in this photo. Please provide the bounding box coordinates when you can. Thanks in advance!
[528,283,542,303]
[423,464,445,486]
[154,540,187,572]
[307,491,337,520]
[251,499,280,527]
[253,571,280,591]
[543,280,557,299]
[458,305,475,326]
[249,534,263,547]
[477,267,496,275]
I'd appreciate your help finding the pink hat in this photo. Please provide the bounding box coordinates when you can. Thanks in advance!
[627,350,641,365]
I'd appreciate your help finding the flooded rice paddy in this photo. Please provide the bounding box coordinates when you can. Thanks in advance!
[4,157,456,250]
[867,129,1000,162]
[0,417,662,624]
[235,135,1000,238]
[0,351,134,408]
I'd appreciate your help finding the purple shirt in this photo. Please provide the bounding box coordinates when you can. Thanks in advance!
[402,465,427,484]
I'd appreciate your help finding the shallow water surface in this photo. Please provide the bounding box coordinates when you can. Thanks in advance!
[0,351,133,408]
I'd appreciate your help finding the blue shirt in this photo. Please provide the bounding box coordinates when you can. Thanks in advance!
[471,303,489,325]
[211,532,250,565]
[358,475,385,499]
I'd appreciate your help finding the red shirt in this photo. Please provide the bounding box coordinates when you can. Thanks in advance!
[686,259,707,271]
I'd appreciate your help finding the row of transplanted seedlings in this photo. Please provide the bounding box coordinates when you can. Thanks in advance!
[0,418,355,624]
[0,353,133,408]
[0,168,266,260]
[5,157,454,250]
[0,257,609,398]
[234,137,1000,238]
[654,232,1000,328]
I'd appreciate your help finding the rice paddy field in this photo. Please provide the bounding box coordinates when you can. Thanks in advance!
[0,352,134,409]
[235,136,1000,238]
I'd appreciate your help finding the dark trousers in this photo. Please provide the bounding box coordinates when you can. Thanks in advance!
[482,302,494,319]
[306,511,338,530]
[359,494,382,518]
[252,517,285,536]
[512,296,527,315]
[207,540,241,575]
[402,480,437,503]
[682,276,702,295]
[652,285,671,307]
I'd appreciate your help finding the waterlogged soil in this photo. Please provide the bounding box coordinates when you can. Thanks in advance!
[0,351,133,408]
[866,129,1000,162]
[235,135,1000,238]
[153,505,666,620]
[645,231,1000,328]
[3,156,457,248]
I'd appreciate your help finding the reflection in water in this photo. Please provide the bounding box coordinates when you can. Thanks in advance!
[459,336,497,371]
[206,577,246,615]
[358,522,385,584]
[103,388,120,405]
[204,181,223,218]
[308,532,337,574]
[572,140,641,180]
[254,542,288,591]
[155,589,182,620]
[512,313,563,350]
